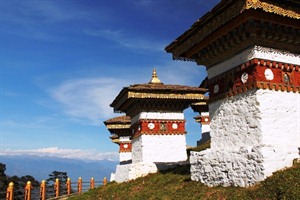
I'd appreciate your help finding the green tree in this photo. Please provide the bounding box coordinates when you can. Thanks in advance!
[0,163,8,199]
[20,175,39,188]
[7,175,23,200]
[0,163,40,200]
[46,171,68,196]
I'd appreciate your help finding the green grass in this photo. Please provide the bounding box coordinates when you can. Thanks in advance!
[68,160,300,200]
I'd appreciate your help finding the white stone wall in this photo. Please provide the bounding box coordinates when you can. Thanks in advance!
[110,173,115,182]
[119,152,132,163]
[114,162,157,183]
[190,148,264,187]
[132,136,143,163]
[132,134,187,163]
[257,90,300,176]
[209,90,262,151]
[191,89,300,187]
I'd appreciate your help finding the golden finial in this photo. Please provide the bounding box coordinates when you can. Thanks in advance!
[149,68,162,84]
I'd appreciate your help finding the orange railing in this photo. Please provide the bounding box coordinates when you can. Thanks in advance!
[1,177,107,200]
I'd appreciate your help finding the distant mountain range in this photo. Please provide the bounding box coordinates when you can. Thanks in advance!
[0,155,118,183]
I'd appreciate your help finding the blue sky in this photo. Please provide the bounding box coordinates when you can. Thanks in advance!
[1,0,220,161]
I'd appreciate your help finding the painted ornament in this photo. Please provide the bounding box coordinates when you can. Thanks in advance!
[264,69,274,80]
[172,123,178,129]
[213,84,219,94]
[241,72,248,83]
[148,123,155,129]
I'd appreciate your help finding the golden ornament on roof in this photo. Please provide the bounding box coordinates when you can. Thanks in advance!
[149,68,163,84]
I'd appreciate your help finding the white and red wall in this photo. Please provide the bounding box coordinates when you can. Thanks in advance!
[191,46,300,187]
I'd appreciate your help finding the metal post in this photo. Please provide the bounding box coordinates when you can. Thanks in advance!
[90,177,95,189]
[40,180,46,200]
[55,178,60,198]
[24,181,32,200]
[6,182,14,200]
[67,178,71,195]
[77,177,82,193]
[103,177,107,186]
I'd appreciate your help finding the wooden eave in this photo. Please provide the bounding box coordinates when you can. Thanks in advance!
[165,0,300,61]
[165,0,233,54]
[194,115,202,123]
[104,115,131,125]
[191,96,209,113]
[110,83,207,113]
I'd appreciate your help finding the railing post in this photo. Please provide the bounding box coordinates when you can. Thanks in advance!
[40,180,46,200]
[77,177,82,193]
[55,178,60,198]
[90,177,94,189]
[103,177,107,186]
[24,181,32,200]
[6,182,14,200]
[67,178,71,195]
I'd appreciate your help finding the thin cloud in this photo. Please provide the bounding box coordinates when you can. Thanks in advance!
[1,1,97,41]
[1,118,53,129]
[85,29,165,52]
[49,77,132,125]
[48,62,206,125]
[2,1,89,25]
[0,147,118,161]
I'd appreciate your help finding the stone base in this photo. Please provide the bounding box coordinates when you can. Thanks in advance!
[110,172,115,182]
[190,147,265,187]
[113,162,158,183]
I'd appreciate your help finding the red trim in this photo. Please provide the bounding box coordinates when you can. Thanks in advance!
[131,119,186,139]
[200,116,210,125]
[119,142,132,152]
[208,59,300,102]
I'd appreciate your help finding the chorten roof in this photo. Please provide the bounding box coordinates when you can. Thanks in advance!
[165,0,300,67]
[104,115,131,126]
[110,69,207,117]
[103,115,131,139]
[191,96,209,113]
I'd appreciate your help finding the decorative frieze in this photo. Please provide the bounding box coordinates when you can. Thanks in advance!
[207,46,300,79]
[200,116,210,125]
[243,0,300,19]
[208,58,300,102]
[119,142,132,153]
[132,119,186,139]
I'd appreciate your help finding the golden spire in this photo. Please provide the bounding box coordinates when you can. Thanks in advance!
[149,68,163,84]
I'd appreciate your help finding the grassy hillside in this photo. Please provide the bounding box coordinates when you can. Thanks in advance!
[68,158,300,199]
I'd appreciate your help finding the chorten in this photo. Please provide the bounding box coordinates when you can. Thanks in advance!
[104,115,132,164]
[191,98,210,146]
[166,0,300,187]
[104,115,132,182]
[109,69,206,182]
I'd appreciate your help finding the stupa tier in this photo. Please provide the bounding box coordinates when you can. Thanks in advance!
[103,115,132,164]
[166,0,300,187]
[111,69,206,118]
[110,69,206,164]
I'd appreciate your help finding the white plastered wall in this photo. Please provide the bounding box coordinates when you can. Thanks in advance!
[210,89,300,172]
[191,89,300,187]
[257,90,300,176]
[119,152,132,163]
[132,134,187,163]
